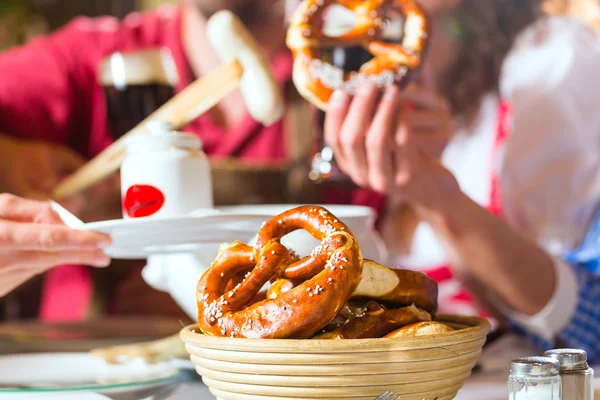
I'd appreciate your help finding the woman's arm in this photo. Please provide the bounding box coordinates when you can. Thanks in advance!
[416,192,557,316]
[326,83,559,316]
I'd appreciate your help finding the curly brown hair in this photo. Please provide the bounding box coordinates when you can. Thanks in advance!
[441,0,542,121]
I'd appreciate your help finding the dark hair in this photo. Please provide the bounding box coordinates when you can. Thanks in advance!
[441,0,542,121]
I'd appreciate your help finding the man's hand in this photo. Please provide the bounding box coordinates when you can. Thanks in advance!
[0,135,86,205]
[0,136,123,221]
[0,194,111,297]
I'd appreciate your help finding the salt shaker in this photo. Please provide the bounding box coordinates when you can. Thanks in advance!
[120,121,213,219]
[544,349,594,400]
[509,357,562,399]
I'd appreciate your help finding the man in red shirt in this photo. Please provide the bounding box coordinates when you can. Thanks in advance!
[0,0,302,320]
[0,0,290,200]
[0,0,387,320]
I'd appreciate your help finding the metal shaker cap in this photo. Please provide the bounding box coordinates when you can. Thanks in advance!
[510,357,560,377]
[544,349,589,371]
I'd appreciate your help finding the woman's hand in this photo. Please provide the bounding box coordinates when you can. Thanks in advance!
[0,135,85,201]
[0,194,111,297]
[324,82,458,210]
[325,82,557,317]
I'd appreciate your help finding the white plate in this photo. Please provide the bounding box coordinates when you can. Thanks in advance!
[217,204,376,222]
[84,205,377,260]
[83,212,268,259]
[0,353,180,395]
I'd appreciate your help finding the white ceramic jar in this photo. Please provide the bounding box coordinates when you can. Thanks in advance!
[120,124,213,219]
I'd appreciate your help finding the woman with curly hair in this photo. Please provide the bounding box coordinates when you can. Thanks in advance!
[324,0,600,359]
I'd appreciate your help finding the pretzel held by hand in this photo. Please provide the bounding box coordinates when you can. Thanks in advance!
[286,0,429,110]
[197,206,363,339]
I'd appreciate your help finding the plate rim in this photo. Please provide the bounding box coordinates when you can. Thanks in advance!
[0,352,181,393]
[84,204,378,232]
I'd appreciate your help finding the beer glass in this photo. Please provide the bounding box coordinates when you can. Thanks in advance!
[99,48,179,140]
[308,9,405,185]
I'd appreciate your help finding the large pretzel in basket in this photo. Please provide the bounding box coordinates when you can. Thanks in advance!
[286,0,429,110]
[196,206,363,339]
[277,259,438,314]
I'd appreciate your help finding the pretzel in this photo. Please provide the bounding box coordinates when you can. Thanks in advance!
[196,206,363,339]
[276,260,438,314]
[286,0,429,110]
[315,302,431,339]
[385,321,454,338]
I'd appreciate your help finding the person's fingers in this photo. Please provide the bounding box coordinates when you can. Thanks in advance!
[1,249,111,271]
[339,83,380,186]
[324,89,352,172]
[0,194,57,222]
[0,221,111,250]
[365,85,400,193]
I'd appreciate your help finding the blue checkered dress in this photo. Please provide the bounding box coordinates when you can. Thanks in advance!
[512,209,600,363]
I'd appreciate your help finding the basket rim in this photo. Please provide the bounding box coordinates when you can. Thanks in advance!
[180,315,491,353]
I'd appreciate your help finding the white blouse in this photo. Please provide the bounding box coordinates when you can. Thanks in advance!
[399,16,600,339]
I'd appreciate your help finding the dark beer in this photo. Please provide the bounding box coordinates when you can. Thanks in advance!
[104,83,174,140]
[310,11,407,185]
[99,49,178,140]
[309,45,374,184]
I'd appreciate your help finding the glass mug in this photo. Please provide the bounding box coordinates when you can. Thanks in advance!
[309,13,405,185]
[99,48,179,140]
[309,46,376,185]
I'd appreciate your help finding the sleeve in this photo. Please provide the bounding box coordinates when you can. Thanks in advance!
[0,16,124,146]
[492,257,579,340]
[498,17,600,255]
[511,260,600,365]
[495,16,600,348]
[0,24,83,144]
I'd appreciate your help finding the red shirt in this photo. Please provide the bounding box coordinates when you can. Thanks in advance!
[0,6,384,320]
[0,5,289,162]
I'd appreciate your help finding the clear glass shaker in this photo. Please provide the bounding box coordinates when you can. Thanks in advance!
[509,357,562,400]
[544,349,594,400]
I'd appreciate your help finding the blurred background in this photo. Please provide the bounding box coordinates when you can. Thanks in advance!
[0,0,175,51]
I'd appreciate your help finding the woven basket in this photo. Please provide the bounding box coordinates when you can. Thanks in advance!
[181,315,490,400]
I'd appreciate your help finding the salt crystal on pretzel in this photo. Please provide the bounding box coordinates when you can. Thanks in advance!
[196,205,363,339]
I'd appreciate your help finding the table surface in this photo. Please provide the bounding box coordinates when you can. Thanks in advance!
[2,333,596,400]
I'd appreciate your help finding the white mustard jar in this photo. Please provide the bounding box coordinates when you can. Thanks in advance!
[120,121,213,219]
